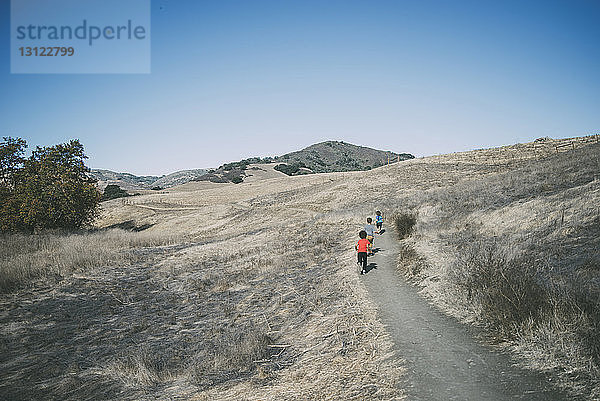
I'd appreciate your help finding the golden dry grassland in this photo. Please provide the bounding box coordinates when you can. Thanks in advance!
[1,134,597,400]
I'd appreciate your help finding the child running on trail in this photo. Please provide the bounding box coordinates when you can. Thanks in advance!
[355,230,369,275]
[364,218,376,256]
[375,211,384,233]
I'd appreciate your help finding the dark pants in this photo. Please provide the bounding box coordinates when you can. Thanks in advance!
[376,222,382,230]
[357,252,367,270]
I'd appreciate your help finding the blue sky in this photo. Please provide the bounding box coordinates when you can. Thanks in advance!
[1,0,599,175]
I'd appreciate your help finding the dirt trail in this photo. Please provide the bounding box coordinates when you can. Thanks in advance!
[362,228,572,401]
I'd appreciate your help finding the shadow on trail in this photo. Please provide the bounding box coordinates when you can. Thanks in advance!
[365,262,377,274]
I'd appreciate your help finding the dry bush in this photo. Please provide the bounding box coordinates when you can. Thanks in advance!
[451,236,547,338]
[393,212,416,239]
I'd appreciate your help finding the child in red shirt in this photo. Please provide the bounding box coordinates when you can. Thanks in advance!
[355,230,369,275]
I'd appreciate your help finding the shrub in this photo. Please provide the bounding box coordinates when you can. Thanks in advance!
[274,163,299,175]
[452,238,547,337]
[101,184,130,201]
[393,212,417,239]
[223,169,244,183]
[220,161,249,171]
[274,162,309,176]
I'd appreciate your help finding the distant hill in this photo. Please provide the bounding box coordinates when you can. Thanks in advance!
[90,168,208,190]
[274,141,414,174]
[194,141,414,183]
[151,169,210,188]
[92,141,414,188]
[90,169,158,191]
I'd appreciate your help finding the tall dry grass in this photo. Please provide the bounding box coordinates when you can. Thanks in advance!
[0,229,177,293]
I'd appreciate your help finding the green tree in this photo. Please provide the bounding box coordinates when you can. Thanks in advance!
[0,138,100,232]
[0,137,26,185]
[101,184,130,201]
[0,137,27,231]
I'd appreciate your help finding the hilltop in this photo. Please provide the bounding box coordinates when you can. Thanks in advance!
[275,140,414,174]
[94,141,414,188]
[195,141,414,183]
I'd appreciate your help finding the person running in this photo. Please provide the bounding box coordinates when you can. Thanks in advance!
[355,230,369,275]
[375,211,384,233]
[364,217,376,255]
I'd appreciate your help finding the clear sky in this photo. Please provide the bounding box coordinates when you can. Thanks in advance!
[1,0,599,175]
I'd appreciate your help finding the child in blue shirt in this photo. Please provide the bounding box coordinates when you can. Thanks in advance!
[375,211,384,233]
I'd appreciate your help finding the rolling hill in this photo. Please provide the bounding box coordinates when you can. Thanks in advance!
[90,168,208,190]
[93,141,414,188]
[274,140,414,174]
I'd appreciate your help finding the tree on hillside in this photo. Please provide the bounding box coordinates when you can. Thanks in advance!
[101,184,130,201]
[274,162,310,176]
[0,137,27,231]
[0,137,26,185]
[0,137,100,232]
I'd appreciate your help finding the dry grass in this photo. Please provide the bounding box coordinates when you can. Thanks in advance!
[0,229,177,293]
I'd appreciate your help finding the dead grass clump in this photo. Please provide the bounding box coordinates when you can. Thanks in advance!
[108,347,177,388]
[451,237,547,338]
[393,212,417,239]
[189,329,273,389]
[397,241,426,277]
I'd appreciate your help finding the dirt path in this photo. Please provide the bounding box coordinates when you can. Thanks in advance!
[362,228,571,401]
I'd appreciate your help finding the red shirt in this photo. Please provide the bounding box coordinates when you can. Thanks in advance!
[356,238,369,253]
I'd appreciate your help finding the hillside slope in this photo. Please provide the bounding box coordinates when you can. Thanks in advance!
[387,138,600,399]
